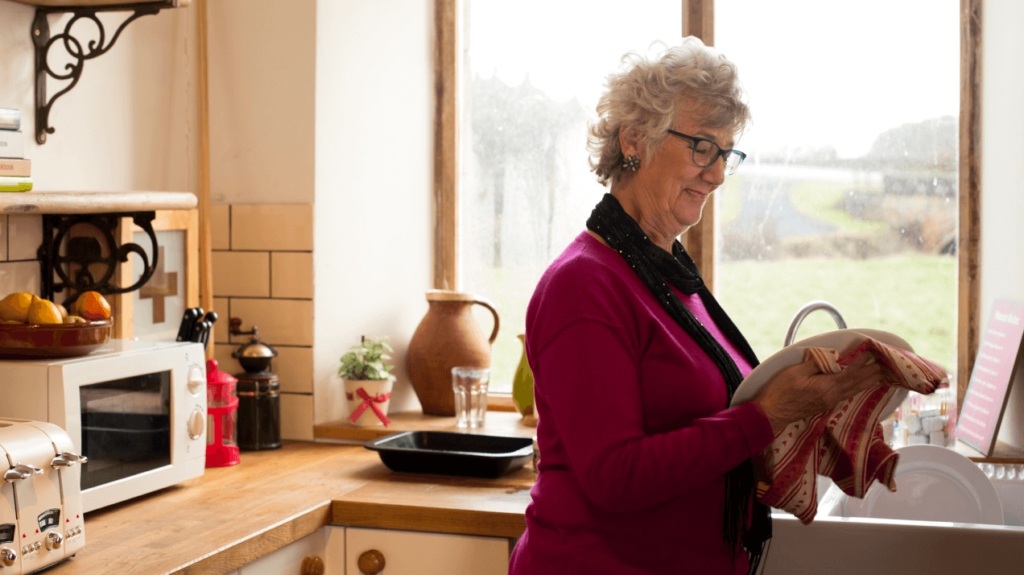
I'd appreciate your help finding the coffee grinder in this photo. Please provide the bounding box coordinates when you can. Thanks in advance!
[230,319,282,450]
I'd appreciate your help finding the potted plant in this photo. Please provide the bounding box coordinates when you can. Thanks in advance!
[339,336,396,427]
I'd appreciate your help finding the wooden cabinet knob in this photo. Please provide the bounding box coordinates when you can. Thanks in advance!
[357,549,386,574]
[301,555,324,575]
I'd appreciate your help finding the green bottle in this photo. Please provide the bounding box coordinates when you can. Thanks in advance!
[513,334,537,425]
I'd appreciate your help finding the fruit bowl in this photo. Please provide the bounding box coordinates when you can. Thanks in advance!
[0,320,112,359]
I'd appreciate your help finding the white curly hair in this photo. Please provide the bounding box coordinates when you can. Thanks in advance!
[588,37,751,186]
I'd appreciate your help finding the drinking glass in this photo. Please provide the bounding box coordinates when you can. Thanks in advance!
[452,367,490,428]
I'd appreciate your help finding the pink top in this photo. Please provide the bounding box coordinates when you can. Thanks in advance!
[509,232,775,575]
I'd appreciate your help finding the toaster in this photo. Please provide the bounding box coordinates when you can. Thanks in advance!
[0,418,86,574]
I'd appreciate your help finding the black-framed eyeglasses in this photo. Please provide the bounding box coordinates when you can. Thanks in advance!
[666,129,746,175]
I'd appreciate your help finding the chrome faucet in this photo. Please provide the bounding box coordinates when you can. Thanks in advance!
[784,300,847,347]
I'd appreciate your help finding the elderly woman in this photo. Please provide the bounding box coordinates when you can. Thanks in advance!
[508,39,887,575]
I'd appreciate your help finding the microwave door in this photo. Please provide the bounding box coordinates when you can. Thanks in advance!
[78,371,173,491]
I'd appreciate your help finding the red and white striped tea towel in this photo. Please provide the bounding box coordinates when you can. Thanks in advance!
[754,337,949,525]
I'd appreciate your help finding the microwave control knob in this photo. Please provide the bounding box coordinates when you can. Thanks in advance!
[187,408,205,440]
[187,366,205,395]
[0,547,15,566]
[45,532,62,551]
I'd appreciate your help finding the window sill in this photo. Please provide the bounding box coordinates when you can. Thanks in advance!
[486,394,517,412]
[313,410,536,442]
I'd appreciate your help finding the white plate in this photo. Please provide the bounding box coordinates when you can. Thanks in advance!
[841,444,1004,525]
[730,328,912,419]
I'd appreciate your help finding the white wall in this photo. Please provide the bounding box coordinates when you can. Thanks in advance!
[0,0,315,204]
[0,2,197,301]
[207,0,315,205]
[0,3,197,193]
[985,1,1024,449]
[1,0,434,429]
[313,0,435,423]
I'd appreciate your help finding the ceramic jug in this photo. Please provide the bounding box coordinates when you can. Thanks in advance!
[406,290,500,416]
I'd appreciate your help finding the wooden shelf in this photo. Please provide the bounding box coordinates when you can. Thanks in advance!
[0,190,197,214]
[315,410,538,442]
[9,0,189,7]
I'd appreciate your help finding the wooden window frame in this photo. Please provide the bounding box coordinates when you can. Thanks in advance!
[433,0,981,415]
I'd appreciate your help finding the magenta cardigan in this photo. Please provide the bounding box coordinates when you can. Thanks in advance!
[509,232,775,575]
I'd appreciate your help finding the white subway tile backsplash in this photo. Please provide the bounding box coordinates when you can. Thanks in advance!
[8,214,41,261]
[272,346,313,393]
[214,341,312,394]
[207,203,318,440]
[232,205,312,251]
[211,205,230,250]
[213,297,230,344]
[270,252,312,299]
[280,393,313,441]
[213,251,270,297]
[0,260,41,296]
[229,298,312,347]
[213,342,242,376]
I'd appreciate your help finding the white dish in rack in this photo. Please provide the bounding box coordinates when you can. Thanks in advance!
[836,444,1004,525]
[730,328,913,420]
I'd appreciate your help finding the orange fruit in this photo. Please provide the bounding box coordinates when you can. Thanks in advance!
[76,291,111,321]
[27,297,63,325]
[0,292,34,322]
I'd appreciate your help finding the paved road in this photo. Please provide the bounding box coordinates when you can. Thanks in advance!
[732,175,838,239]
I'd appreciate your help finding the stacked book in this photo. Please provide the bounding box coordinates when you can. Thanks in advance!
[0,109,31,192]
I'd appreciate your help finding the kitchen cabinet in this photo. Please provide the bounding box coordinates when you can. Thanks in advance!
[235,526,342,575]
[235,525,510,575]
[344,526,509,575]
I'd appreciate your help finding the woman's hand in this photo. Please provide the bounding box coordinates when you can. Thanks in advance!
[752,351,890,436]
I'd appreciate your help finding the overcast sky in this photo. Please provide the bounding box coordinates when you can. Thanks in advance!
[467,0,959,159]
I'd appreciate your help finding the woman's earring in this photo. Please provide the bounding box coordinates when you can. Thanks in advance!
[622,154,640,172]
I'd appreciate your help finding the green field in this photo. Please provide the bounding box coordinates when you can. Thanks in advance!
[717,254,957,375]
[479,253,958,393]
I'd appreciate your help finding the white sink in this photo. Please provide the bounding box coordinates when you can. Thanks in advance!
[762,513,1024,574]
[760,475,1024,574]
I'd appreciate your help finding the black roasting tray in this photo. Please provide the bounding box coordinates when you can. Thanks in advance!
[364,431,533,479]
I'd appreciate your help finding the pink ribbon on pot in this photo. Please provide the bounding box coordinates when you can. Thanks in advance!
[348,388,391,426]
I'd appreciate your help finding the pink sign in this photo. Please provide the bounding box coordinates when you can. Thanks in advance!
[956,299,1024,455]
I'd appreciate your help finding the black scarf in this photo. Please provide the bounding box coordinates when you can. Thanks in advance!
[586,193,771,574]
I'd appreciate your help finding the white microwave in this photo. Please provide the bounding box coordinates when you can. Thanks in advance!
[0,340,208,512]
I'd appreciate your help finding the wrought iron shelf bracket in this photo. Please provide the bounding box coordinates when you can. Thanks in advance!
[38,212,160,307]
[32,1,179,145]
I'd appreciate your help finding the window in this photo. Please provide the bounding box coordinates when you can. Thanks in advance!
[434,0,981,405]
[713,1,960,370]
[455,0,683,392]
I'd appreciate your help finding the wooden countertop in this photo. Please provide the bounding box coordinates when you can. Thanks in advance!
[47,441,534,575]
[0,191,197,214]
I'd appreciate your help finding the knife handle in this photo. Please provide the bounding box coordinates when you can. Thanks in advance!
[176,308,202,342]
